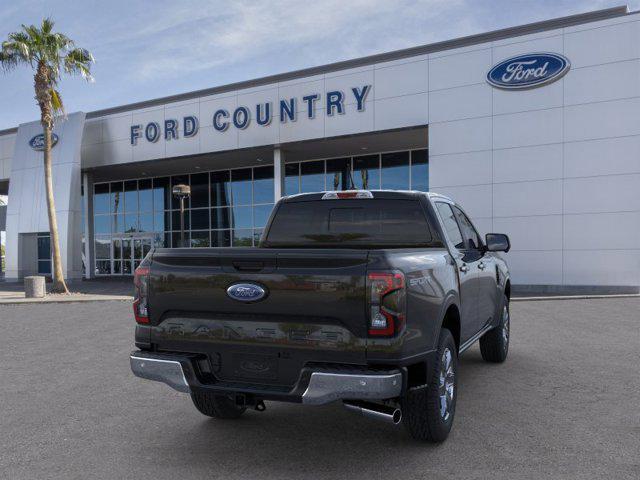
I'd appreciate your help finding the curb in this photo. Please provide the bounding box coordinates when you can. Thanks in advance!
[512,294,640,302]
[0,296,133,305]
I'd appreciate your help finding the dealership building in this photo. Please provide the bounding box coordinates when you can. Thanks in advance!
[0,6,638,293]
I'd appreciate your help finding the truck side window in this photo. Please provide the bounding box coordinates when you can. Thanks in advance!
[451,206,482,251]
[435,203,465,250]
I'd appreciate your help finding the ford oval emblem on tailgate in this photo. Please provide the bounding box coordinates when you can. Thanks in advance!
[226,283,267,302]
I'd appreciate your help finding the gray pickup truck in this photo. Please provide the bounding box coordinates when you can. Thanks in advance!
[130,190,511,442]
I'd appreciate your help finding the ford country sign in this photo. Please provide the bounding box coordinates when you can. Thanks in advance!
[487,53,570,90]
[29,133,59,151]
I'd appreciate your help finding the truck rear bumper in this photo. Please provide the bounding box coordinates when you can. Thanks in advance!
[130,351,403,405]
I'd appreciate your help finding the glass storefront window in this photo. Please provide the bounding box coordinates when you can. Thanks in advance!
[212,229,231,247]
[300,160,324,193]
[211,207,231,230]
[326,158,350,191]
[190,173,209,208]
[138,179,153,212]
[353,155,380,190]
[94,183,110,214]
[124,180,138,213]
[231,168,252,206]
[233,228,253,247]
[381,152,410,190]
[411,149,429,191]
[211,171,231,208]
[91,148,427,275]
[110,182,123,215]
[285,163,300,195]
[190,208,209,230]
[232,205,252,229]
[153,177,170,212]
[171,175,190,209]
[253,166,274,204]
[253,204,274,229]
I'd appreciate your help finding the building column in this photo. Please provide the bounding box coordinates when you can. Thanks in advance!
[83,172,94,279]
[273,147,285,200]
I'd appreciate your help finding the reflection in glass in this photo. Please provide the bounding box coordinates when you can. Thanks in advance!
[113,239,122,260]
[139,214,153,232]
[95,260,111,275]
[285,163,299,195]
[353,155,380,190]
[253,229,264,245]
[171,175,189,209]
[190,173,209,208]
[381,152,410,190]
[171,210,190,231]
[411,150,429,191]
[326,158,351,191]
[112,214,124,234]
[232,168,252,206]
[253,166,274,204]
[124,213,138,233]
[94,237,110,259]
[301,160,324,193]
[232,205,252,229]
[253,204,273,229]
[138,179,153,212]
[212,230,231,247]
[94,183,110,214]
[211,171,231,208]
[153,177,170,211]
[111,182,123,214]
[124,180,138,213]
[37,235,51,260]
[190,208,209,230]
[94,215,110,234]
[233,228,253,247]
[190,231,210,248]
[211,207,231,229]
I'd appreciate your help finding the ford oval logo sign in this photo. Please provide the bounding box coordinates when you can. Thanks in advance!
[226,283,267,302]
[487,53,570,90]
[29,133,59,151]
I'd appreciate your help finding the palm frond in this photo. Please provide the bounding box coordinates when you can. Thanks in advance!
[50,87,64,114]
[64,47,94,82]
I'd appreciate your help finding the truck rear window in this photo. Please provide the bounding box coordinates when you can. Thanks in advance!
[262,199,440,248]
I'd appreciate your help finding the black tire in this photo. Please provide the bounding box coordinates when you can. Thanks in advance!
[190,392,247,419]
[480,293,510,363]
[402,328,457,442]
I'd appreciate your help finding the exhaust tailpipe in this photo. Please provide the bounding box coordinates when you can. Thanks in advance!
[343,400,402,425]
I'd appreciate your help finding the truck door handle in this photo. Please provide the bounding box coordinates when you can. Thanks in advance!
[459,264,469,273]
[478,262,486,270]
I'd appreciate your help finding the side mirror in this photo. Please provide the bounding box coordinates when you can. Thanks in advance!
[485,233,510,253]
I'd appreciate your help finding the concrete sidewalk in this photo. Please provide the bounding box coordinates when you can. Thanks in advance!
[0,278,133,304]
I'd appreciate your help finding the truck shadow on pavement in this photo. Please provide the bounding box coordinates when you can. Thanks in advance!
[151,349,519,477]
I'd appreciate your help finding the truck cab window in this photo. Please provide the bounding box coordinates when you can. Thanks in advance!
[435,203,465,250]
[451,206,482,251]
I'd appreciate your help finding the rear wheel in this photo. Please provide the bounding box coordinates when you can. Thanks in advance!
[480,294,510,363]
[402,328,457,442]
[190,392,246,419]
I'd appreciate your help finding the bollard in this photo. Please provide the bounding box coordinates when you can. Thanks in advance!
[24,276,46,298]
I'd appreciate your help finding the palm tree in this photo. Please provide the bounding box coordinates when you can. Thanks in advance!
[0,18,93,293]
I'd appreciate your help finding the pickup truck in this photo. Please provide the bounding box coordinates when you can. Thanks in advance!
[130,190,511,442]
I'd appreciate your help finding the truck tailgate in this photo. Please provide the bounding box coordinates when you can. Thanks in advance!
[147,248,369,387]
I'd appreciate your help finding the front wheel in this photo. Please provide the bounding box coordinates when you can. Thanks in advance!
[480,294,510,363]
[191,392,246,419]
[402,328,457,442]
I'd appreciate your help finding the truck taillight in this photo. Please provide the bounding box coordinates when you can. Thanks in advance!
[133,266,150,324]
[367,272,405,337]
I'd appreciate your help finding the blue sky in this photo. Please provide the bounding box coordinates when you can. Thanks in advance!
[0,0,638,130]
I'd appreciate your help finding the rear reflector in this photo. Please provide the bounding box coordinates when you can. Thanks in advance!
[322,190,373,200]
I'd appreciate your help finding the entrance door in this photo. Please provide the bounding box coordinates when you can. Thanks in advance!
[111,235,153,275]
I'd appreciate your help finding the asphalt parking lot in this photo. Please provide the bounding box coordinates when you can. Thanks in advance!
[1,298,638,480]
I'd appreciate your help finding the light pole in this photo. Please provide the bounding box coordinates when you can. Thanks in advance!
[172,184,191,248]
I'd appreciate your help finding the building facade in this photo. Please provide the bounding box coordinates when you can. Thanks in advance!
[0,6,638,292]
